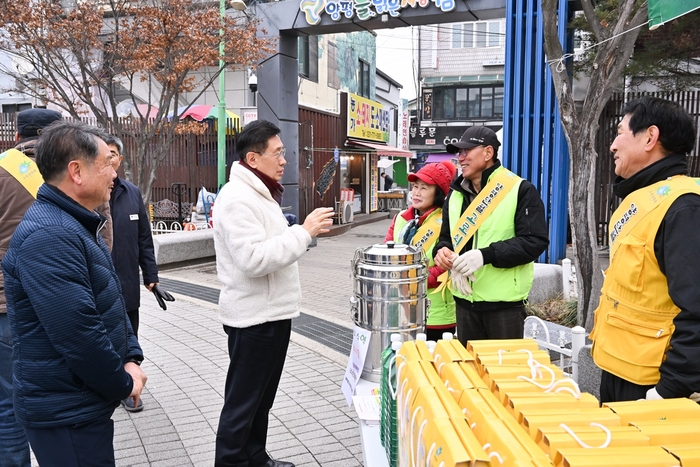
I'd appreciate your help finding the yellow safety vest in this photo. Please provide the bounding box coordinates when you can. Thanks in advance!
[393,209,455,326]
[591,175,700,385]
[0,148,43,198]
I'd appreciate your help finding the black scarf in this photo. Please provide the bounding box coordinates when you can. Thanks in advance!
[613,154,688,199]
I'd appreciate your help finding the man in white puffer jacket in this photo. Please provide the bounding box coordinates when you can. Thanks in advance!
[213,120,334,467]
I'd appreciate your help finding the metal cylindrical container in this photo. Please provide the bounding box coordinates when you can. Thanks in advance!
[351,242,428,382]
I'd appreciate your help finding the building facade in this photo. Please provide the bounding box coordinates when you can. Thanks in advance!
[411,20,506,167]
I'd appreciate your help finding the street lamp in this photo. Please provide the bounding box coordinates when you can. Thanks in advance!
[218,0,247,188]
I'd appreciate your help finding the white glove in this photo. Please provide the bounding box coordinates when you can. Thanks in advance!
[645,387,663,400]
[450,270,472,296]
[452,249,484,279]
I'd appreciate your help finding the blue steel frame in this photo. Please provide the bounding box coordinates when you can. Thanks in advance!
[503,0,571,263]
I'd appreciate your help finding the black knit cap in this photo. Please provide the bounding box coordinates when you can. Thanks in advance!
[16,109,63,138]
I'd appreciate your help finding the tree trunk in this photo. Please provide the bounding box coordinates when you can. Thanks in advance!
[567,129,603,330]
[542,0,647,331]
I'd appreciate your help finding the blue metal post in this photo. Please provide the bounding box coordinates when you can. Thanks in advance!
[502,0,515,170]
[504,0,571,263]
[530,0,545,191]
[511,0,524,175]
[520,0,535,182]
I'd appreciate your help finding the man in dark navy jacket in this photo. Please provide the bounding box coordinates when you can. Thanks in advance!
[105,135,160,413]
[1,121,146,467]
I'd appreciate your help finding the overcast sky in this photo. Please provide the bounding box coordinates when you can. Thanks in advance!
[375,28,418,103]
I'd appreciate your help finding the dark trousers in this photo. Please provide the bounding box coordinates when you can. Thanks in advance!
[426,326,456,342]
[0,313,31,466]
[455,301,527,346]
[23,412,115,467]
[600,370,654,404]
[127,309,139,339]
[215,320,292,467]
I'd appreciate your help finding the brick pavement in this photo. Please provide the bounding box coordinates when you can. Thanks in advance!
[30,219,393,467]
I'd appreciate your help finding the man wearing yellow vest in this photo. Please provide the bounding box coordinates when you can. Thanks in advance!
[433,126,549,345]
[0,108,62,467]
[590,97,700,403]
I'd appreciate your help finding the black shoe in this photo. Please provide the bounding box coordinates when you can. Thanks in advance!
[261,460,295,467]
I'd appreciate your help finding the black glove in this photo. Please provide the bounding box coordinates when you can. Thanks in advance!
[152,284,175,310]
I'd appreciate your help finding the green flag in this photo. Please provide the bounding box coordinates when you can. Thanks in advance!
[649,0,700,30]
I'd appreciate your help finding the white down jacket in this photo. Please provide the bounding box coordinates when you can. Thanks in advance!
[214,162,311,328]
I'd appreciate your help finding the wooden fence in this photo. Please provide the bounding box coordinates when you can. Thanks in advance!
[595,91,700,245]
[298,106,344,221]
[0,114,234,205]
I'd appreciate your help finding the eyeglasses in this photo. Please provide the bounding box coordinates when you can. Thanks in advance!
[457,146,483,156]
[256,147,286,160]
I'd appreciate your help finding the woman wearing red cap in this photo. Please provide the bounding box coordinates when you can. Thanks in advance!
[384,161,457,340]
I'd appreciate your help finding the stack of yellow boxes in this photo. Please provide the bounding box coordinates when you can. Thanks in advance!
[391,337,700,466]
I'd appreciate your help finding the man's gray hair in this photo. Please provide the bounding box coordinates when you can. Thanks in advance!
[35,120,110,183]
[103,134,124,154]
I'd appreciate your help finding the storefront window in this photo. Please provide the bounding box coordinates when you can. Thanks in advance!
[456,88,468,119]
[468,88,480,118]
[428,85,504,120]
[481,87,493,117]
[494,87,504,117]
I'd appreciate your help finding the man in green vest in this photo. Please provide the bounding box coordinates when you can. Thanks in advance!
[433,126,549,345]
[589,97,700,403]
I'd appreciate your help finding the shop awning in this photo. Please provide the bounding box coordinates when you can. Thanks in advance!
[377,159,400,169]
[346,139,413,157]
[425,153,456,163]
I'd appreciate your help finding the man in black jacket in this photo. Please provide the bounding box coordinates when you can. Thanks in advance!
[433,127,549,344]
[589,97,700,403]
[381,171,395,191]
[106,135,160,413]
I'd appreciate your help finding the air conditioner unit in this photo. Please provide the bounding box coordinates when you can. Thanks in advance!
[341,200,354,224]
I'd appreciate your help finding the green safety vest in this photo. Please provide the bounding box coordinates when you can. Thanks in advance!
[448,167,533,302]
[394,210,456,326]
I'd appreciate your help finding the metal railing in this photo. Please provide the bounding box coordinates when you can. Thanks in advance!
[151,220,213,235]
[523,316,587,383]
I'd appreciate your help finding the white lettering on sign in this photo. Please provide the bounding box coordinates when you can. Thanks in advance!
[300,0,456,26]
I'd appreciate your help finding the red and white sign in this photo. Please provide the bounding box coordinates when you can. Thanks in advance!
[398,100,409,151]
[242,108,258,126]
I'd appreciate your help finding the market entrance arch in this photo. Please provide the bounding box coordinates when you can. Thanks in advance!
[254,0,570,262]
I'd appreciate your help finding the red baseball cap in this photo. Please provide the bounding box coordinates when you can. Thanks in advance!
[407,161,457,196]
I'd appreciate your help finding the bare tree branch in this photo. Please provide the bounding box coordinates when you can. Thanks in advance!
[580,0,605,42]
[0,0,275,205]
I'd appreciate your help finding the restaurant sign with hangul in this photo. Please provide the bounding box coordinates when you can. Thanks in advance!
[409,125,471,150]
[300,0,456,25]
